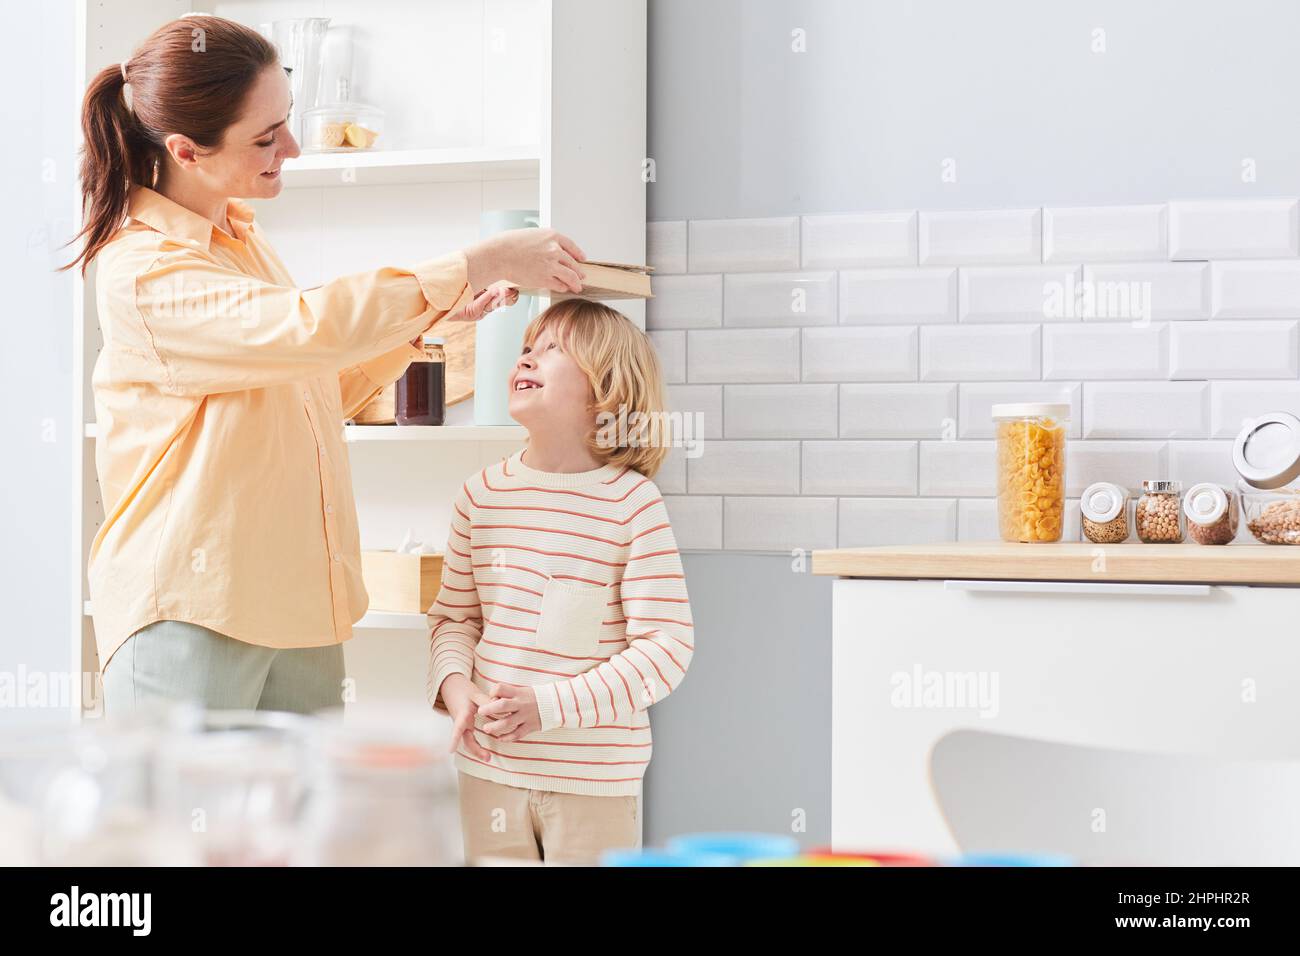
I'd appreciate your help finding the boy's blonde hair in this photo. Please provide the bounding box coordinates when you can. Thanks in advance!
[521,299,669,478]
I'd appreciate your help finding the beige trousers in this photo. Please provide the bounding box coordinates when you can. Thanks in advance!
[457,771,641,866]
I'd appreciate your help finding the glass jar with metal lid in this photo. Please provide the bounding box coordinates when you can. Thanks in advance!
[1134,480,1183,543]
[1079,481,1130,543]
[1183,482,1238,545]
[1233,410,1300,544]
[993,402,1069,543]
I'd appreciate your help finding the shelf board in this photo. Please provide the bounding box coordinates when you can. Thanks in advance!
[280,145,540,188]
[83,601,426,632]
[344,424,525,442]
[85,422,525,443]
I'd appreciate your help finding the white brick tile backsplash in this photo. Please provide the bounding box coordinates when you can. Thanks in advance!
[801,211,917,269]
[649,200,1300,552]
[663,495,722,550]
[801,441,917,496]
[1081,381,1209,438]
[1169,199,1300,260]
[918,441,996,496]
[723,385,838,438]
[724,497,837,551]
[1211,260,1300,318]
[688,440,800,494]
[1210,381,1300,437]
[957,498,999,541]
[1170,320,1299,379]
[724,271,836,326]
[840,383,958,438]
[921,324,1041,381]
[840,268,957,324]
[1082,262,1210,321]
[1167,440,1240,490]
[959,265,1082,322]
[657,446,687,494]
[648,330,685,384]
[839,498,957,546]
[1065,440,1168,497]
[645,274,722,330]
[688,217,800,273]
[1042,323,1169,380]
[958,382,1082,438]
[687,328,800,383]
[1043,204,1168,262]
[919,208,1042,265]
[802,326,917,382]
[646,221,687,274]
[665,384,723,439]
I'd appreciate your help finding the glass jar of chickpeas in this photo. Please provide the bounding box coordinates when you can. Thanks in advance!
[993,403,1069,543]
[1135,480,1184,543]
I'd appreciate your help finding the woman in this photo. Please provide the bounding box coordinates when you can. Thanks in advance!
[68,15,586,714]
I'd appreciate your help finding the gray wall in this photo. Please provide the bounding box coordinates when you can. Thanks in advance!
[641,0,1300,845]
[644,553,831,846]
[0,1,76,726]
[649,0,1300,220]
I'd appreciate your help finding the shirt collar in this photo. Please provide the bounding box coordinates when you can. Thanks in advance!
[126,186,257,251]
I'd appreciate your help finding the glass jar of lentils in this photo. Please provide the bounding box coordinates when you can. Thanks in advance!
[1135,480,1184,543]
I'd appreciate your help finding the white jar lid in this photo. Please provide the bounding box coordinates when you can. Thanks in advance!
[1184,482,1228,525]
[1233,411,1300,489]
[1080,482,1126,523]
[991,402,1071,421]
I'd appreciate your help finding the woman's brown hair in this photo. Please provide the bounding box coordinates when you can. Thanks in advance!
[63,15,279,274]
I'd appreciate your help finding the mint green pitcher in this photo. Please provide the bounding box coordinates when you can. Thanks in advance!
[475,210,540,425]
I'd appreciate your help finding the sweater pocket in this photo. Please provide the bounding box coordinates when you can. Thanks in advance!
[535,576,608,658]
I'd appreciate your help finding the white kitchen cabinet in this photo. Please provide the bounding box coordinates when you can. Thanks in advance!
[71,0,646,714]
[821,547,1300,855]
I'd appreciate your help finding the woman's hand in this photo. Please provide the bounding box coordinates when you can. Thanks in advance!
[438,673,493,762]
[478,681,542,742]
[465,228,587,295]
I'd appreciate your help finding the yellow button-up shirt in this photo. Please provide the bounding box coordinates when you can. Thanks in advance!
[89,186,473,671]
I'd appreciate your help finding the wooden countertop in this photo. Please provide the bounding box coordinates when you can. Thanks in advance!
[810,541,1300,585]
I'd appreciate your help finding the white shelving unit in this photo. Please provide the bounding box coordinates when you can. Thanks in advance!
[280,144,540,188]
[72,0,646,715]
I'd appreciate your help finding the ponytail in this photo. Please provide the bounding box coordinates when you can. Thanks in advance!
[63,63,159,274]
[62,16,279,274]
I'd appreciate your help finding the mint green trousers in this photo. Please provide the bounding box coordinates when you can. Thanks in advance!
[101,620,346,715]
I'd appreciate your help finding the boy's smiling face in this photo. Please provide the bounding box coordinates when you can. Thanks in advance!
[508,324,595,431]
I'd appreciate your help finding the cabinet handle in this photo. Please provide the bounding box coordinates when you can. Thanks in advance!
[943,579,1214,597]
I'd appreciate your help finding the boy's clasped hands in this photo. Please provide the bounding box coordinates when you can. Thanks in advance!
[440,673,542,763]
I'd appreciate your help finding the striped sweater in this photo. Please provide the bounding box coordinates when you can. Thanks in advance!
[426,449,693,796]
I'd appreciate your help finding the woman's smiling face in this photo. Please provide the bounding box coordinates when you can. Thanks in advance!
[508,323,595,430]
[180,65,300,200]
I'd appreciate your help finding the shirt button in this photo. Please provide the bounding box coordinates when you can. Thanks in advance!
[332,552,341,562]
[325,504,334,515]
[303,390,310,401]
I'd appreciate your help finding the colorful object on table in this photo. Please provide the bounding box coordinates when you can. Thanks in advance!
[601,848,731,867]
[950,851,1075,867]
[746,855,878,867]
[665,832,800,864]
[807,847,936,866]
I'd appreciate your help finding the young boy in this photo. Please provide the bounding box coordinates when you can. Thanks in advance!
[426,299,693,865]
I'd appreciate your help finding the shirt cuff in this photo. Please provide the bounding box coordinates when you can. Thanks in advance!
[535,682,564,732]
[358,342,424,390]
[412,250,474,313]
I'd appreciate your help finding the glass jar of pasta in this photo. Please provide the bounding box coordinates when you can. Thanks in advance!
[993,403,1069,543]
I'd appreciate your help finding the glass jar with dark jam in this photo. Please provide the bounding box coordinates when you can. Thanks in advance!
[395,336,446,426]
